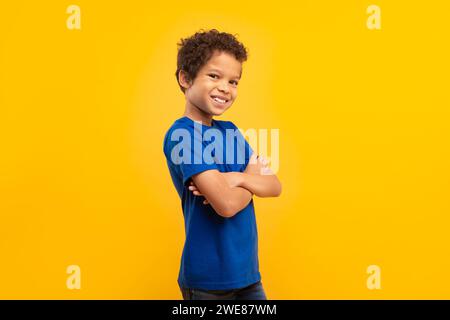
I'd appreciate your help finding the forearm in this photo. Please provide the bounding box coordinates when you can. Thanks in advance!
[224,186,253,218]
[237,173,282,198]
[189,170,258,218]
[191,171,253,218]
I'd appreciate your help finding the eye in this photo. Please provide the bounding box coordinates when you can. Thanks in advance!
[208,74,218,79]
[230,80,238,86]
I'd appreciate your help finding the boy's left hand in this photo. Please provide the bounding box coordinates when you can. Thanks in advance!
[188,172,242,205]
[188,180,209,205]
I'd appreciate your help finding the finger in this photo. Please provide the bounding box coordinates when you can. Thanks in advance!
[249,153,258,164]
[260,166,274,175]
[193,190,204,196]
[203,199,209,205]
[258,156,267,166]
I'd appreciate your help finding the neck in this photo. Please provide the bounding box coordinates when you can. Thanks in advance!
[183,100,213,127]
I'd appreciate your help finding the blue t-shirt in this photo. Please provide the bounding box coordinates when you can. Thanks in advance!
[163,116,261,290]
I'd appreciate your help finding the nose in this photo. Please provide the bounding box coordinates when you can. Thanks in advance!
[218,81,230,93]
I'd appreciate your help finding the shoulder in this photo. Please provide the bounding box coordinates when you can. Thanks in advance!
[163,117,194,154]
[166,116,193,132]
[164,117,194,138]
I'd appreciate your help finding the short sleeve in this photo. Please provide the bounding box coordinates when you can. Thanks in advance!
[164,126,219,186]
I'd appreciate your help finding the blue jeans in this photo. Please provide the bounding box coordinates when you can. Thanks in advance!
[179,280,267,300]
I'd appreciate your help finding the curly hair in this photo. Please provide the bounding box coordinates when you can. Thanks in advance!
[175,29,249,94]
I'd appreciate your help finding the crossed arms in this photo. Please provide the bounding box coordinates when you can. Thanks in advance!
[188,154,282,218]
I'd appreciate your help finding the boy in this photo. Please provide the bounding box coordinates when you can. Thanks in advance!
[163,29,281,300]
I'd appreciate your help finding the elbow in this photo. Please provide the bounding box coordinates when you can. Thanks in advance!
[261,178,282,198]
[214,199,241,219]
[273,180,282,197]
[216,203,238,219]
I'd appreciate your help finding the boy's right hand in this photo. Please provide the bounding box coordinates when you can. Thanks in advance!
[245,153,273,175]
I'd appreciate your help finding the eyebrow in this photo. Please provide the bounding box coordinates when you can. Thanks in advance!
[208,68,241,80]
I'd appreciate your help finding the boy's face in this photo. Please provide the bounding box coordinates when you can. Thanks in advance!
[181,50,242,117]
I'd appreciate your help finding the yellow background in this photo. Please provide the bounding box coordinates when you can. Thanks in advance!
[1,1,449,299]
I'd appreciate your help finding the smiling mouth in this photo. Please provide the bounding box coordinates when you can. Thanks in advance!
[210,96,229,106]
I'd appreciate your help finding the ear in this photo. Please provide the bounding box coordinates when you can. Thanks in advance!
[178,70,193,90]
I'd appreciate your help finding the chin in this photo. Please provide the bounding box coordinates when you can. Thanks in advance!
[212,104,232,116]
[212,108,229,116]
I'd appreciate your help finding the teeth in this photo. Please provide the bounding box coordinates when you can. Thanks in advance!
[212,96,226,104]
